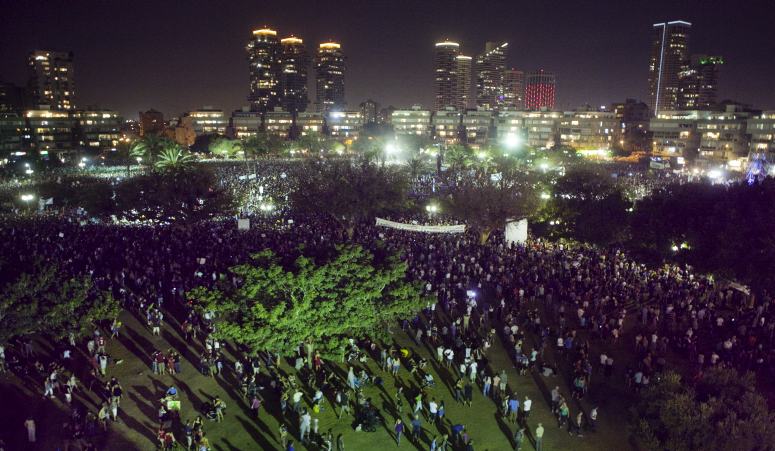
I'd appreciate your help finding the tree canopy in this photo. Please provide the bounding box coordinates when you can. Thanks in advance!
[114,165,239,227]
[535,166,632,247]
[0,261,119,343]
[628,178,775,294]
[188,244,427,359]
[290,157,409,238]
[445,174,540,244]
[629,368,775,451]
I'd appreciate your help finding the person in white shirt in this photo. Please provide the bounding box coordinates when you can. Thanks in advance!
[522,396,532,420]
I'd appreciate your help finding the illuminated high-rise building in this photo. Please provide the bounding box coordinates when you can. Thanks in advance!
[28,50,76,110]
[279,36,310,114]
[139,109,164,137]
[524,70,555,110]
[678,55,722,110]
[434,40,459,111]
[475,42,508,110]
[503,69,524,110]
[315,42,346,113]
[247,28,281,112]
[647,21,691,115]
[455,55,472,111]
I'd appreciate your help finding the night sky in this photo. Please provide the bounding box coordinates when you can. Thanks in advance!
[2,0,773,120]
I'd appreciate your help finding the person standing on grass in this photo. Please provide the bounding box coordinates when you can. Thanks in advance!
[522,396,532,423]
[464,381,473,407]
[24,417,35,443]
[411,414,421,439]
[394,418,404,446]
[571,411,583,437]
[513,427,524,451]
[589,407,598,432]
[337,433,344,451]
[535,423,544,451]
[278,424,288,448]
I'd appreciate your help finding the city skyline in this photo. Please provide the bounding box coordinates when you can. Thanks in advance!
[1,1,773,119]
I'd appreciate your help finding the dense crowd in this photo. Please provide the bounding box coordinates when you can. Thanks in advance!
[0,159,772,451]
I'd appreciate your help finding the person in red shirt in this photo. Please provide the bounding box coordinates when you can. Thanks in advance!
[156,352,166,375]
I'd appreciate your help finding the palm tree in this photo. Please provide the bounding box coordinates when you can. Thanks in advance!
[134,132,166,165]
[114,139,144,178]
[296,131,323,154]
[403,151,432,180]
[155,143,195,170]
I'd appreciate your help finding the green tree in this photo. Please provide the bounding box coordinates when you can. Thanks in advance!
[155,143,195,170]
[629,368,775,451]
[134,132,166,165]
[188,245,427,359]
[209,136,239,158]
[0,261,120,342]
[403,151,432,180]
[114,165,238,228]
[110,139,144,177]
[446,175,540,245]
[445,143,474,173]
[536,166,632,246]
[291,157,409,238]
[296,131,324,154]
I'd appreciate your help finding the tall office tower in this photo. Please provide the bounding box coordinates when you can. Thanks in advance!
[28,50,76,110]
[475,42,508,110]
[314,42,346,113]
[139,109,164,136]
[279,36,310,114]
[434,40,459,111]
[524,70,555,110]
[247,28,281,112]
[678,54,722,110]
[455,55,472,111]
[647,21,691,115]
[503,69,524,110]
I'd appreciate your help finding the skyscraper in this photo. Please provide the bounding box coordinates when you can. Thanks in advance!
[647,21,691,115]
[315,42,346,113]
[524,70,555,110]
[475,42,508,110]
[455,55,472,111]
[678,55,722,110]
[503,69,524,110]
[28,50,75,110]
[279,36,310,114]
[434,40,459,111]
[247,28,281,112]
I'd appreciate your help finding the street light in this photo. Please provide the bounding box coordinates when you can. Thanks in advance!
[21,194,34,208]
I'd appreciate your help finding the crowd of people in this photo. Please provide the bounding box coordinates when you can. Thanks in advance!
[0,159,773,451]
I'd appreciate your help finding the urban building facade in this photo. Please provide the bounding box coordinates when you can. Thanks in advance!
[247,28,282,112]
[455,55,472,111]
[279,37,310,114]
[678,55,722,110]
[28,50,76,110]
[434,41,460,112]
[139,109,164,136]
[524,71,555,110]
[647,21,691,115]
[503,69,524,110]
[315,42,346,113]
[393,104,431,137]
[360,100,378,124]
[431,108,461,142]
[475,42,508,110]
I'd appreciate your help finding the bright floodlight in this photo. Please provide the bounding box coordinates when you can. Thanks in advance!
[386,144,395,153]
[708,171,720,178]
[507,134,519,147]
[541,193,550,199]
[21,194,34,201]
[540,163,548,169]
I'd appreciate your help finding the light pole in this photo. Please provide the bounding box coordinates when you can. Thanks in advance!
[21,194,34,210]
[425,204,437,220]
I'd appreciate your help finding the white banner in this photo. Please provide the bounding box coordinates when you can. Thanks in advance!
[505,218,528,244]
[238,219,250,231]
[375,218,465,233]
